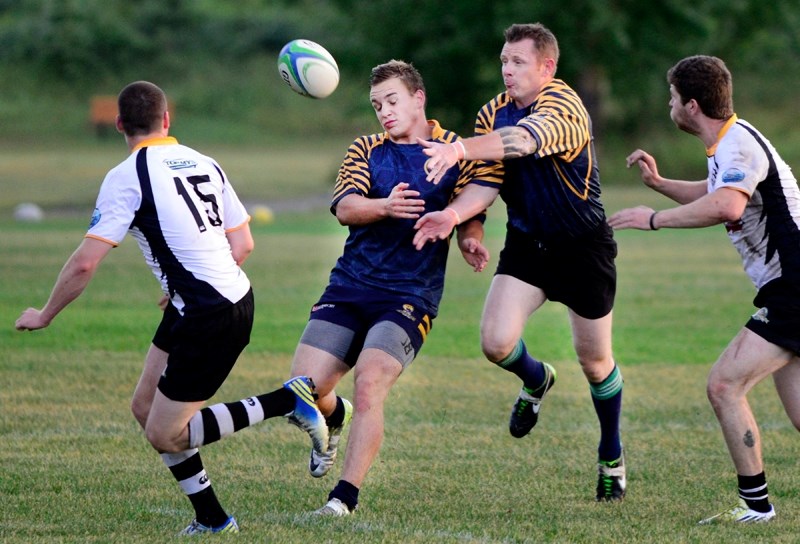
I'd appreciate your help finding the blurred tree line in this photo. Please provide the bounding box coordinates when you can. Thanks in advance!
[1,0,798,137]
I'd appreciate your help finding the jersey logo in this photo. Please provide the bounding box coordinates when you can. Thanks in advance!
[164,158,197,170]
[721,168,745,183]
[89,207,101,229]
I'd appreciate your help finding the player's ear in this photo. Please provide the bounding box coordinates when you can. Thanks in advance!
[115,115,125,134]
[415,89,426,109]
[163,110,171,131]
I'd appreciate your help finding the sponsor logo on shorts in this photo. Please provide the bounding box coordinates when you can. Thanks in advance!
[164,158,197,170]
[721,168,745,183]
[311,303,335,312]
[396,304,416,321]
[751,307,769,324]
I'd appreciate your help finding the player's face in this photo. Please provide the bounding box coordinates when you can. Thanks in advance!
[500,38,553,108]
[370,78,425,144]
[668,85,697,135]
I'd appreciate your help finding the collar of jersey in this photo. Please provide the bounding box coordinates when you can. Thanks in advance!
[428,119,444,140]
[132,136,179,153]
[706,114,738,156]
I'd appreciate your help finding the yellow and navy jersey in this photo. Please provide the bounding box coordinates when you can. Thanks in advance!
[475,79,606,240]
[328,120,502,315]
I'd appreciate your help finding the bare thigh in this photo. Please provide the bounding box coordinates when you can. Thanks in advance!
[480,274,546,361]
[773,357,800,431]
[710,328,793,394]
[131,344,169,429]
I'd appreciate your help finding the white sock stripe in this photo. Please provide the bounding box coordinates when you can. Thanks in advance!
[179,469,211,495]
[210,403,235,438]
[188,412,204,449]
[740,483,768,493]
[242,397,265,425]
[740,492,770,501]
[161,448,199,468]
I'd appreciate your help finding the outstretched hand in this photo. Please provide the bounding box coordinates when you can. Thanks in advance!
[412,209,458,249]
[607,205,656,231]
[626,149,662,189]
[418,138,460,184]
[459,237,489,272]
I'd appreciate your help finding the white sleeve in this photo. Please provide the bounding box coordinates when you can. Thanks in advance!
[220,173,250,230]
[711,130,769,196]
[86,165,141,244]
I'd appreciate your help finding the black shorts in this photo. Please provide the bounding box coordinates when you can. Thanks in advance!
[747,279,800,355]
[495,223,617,319]
[153,289,254,402]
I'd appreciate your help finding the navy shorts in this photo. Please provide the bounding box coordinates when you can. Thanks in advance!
[747,279,800,355]
[495,223,617,319]
[153,289,254,402]
[299,284,433,368]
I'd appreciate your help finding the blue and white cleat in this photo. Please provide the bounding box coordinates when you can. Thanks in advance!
[309,398,353,478]
[284,376,329,455]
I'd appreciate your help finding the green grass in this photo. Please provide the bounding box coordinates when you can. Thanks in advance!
[2,139,799,542]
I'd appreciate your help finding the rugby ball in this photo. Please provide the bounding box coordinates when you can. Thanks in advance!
[277,39,339,99]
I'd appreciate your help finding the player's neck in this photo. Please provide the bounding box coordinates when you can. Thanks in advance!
[390,119,431,145]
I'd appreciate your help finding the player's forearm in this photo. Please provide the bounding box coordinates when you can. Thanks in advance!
[456,218,484,245]
[654,187,747,229]
[335,194,387,225]
[460,127,535,162]
[39,258,96,323]
[651,178,708,205]
[447,185,499,225]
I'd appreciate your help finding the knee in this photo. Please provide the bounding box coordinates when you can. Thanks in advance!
[578,356,614,383]
[705,372,735,410]
[480,331,516,363]
[145,426,183,453]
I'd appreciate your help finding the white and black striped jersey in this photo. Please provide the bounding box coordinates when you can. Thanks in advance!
[86,136,251,315]
[708,115,800,289]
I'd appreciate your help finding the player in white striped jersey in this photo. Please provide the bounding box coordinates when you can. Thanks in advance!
[15,81,329,535]
[609,55,799,524]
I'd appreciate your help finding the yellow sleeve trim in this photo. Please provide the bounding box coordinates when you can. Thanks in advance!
[84,233,119,247]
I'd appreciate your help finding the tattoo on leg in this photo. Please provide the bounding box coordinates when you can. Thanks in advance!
[743,429,755,448]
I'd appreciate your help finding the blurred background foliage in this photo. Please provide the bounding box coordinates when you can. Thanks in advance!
[0,0,798,166]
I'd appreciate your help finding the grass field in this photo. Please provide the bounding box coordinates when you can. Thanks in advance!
[2,144,800,542]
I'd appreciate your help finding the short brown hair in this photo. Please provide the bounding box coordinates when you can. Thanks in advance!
[369,60,426,95]
[117,81,168,136]
[504,23,560,67]
[667,55,733,120]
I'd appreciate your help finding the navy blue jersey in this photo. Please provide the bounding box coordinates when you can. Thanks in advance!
[329,120,502,315]
[475,80,606,240]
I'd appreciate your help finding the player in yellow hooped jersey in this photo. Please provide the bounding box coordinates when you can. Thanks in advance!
[414,23,625,502]
[288,60,502,516]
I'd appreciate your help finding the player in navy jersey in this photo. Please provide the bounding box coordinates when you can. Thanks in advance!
[15,81,330,535]
[414,23,626,501]
[288,60,502,516]
[610,55,799,524]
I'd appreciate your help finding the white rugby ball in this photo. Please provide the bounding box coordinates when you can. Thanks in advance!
[277,39,339,99]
